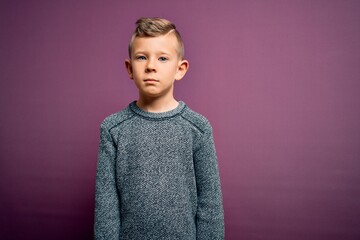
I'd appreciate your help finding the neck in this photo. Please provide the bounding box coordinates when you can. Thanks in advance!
[136,95,179,113]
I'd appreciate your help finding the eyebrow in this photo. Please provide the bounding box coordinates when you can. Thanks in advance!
[133,50,173,56]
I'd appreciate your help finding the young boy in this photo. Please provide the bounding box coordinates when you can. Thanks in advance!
[94,17,224,240]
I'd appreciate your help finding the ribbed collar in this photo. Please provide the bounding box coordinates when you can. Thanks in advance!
[129,101,186,120]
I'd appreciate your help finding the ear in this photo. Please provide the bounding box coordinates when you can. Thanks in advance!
[175,60,189,81]
[125,59,133,79]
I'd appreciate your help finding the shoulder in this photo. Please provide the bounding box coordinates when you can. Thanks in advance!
[181,105,212,134]
[100,105,135,131]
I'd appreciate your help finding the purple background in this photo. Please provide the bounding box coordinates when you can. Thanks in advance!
[1,0,360,239]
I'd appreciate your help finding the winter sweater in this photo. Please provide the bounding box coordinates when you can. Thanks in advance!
[94,101,224,240]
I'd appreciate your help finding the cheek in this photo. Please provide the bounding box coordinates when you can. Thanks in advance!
[169,64,180,73]
[132,68,143,77]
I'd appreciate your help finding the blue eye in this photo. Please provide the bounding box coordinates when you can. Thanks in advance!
[159,57,168,62]
[136,56,146,60]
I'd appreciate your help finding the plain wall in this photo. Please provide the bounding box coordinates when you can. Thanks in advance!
[1,0,360,239]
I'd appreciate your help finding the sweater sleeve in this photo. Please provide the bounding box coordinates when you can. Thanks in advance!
[94,124,120,240]
[194,126,225,240]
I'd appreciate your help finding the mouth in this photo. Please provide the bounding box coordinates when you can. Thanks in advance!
[144,79,159,83]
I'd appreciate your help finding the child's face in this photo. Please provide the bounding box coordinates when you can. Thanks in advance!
[125,34,188,99]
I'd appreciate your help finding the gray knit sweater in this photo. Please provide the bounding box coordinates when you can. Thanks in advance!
[94,101,224,240]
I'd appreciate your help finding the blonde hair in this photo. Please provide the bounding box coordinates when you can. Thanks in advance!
[128,17,185,59]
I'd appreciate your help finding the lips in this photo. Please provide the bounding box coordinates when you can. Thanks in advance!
[144,79,159,83]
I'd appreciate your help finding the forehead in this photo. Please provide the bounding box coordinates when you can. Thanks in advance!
[131,34,179,55]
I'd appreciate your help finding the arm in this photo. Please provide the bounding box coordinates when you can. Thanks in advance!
[194,126,225,240]
[94,124,120,240]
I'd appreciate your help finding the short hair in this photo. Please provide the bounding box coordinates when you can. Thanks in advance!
[128,17,185,59]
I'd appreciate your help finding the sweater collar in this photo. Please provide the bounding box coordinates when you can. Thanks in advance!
[129,101,186,119]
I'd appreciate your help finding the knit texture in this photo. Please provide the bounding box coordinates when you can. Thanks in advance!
[94,101,224,240]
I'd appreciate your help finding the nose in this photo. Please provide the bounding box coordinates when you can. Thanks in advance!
[145,58,156,73]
